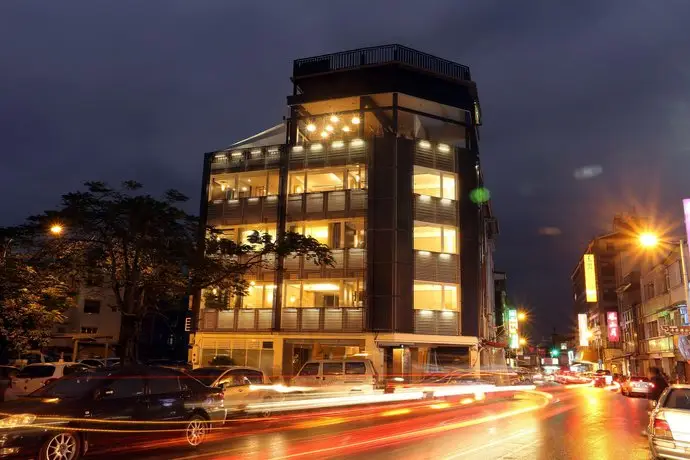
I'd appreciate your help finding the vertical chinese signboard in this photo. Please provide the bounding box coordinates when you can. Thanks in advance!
[578,313,589,346]
[584,254,598,303]
[607,311,619,342]
[508,309,519,349]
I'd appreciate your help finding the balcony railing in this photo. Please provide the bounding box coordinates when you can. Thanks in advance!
[287,190,367,220]
[293,44,471,82]
[281,308,364,332]
[290,140,367,170]
[198,307,364,333]
[414,310,459,335]
[207,195,279,226]
[211,145,282,172]
[413,194,457,226]
[414,251,459,283]
[284,248,366,278]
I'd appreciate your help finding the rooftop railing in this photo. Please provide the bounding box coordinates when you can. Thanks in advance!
[293,44,471,82]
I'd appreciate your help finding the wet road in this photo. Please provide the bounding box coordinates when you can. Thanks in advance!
[98,386,652,460]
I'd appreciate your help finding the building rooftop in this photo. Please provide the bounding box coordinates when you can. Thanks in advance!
[293,44,472,83]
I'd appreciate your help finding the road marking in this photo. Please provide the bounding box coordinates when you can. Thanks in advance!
[441,428,538,460]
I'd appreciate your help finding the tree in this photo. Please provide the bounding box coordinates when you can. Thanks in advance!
[11,181,333,363]
[0,230,75,357]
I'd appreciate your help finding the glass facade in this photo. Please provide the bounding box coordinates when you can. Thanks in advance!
[283,279,364,308]
[413,282,459,311]
[288,165,366,194]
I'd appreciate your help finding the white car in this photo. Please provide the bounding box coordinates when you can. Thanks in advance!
[648,384,690,460]
[187,366,278,417]
[291,359,378,393]
[4,362,91,400]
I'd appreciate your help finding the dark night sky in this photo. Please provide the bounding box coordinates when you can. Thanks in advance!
[2,1,690,337]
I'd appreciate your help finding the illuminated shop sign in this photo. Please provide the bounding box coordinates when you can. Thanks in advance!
[508,309,519,349]
[606,311,619,342]
[584,254,598,302]
[578,313,589,346]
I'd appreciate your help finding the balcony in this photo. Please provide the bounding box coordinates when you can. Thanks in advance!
[198,307,364,333]
[414,251,459,283]
[289,140,367,170]
[211,146,282,172]
[413,194,457,226]
[414,310,459,335]
[207,195,279,226]
[287,190,367,221]
[199,308,273,332]
[281,308,364,332]
[284,248,366,278]
[293,45,471,82]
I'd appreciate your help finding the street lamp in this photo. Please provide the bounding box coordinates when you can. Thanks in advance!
[519,337,527,346]
[49,224,64,236]
[517,312,527,321]
[639,232,660,248]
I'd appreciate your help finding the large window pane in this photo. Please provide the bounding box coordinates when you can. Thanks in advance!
[347,166,366,189]
[267,171,280,195]
[443,285,458,311]
[443,228,457,254]
[414,225,443,252]
[307,171,344,193]
[243,283,263,309]
[302,282,340,307]
[413,167,441,197]
[414,283,443,310]
[289,172,306,194]
[442,175,456,200]
[304,223,329,245]
[284,284,301,308]
[344,221,366,249]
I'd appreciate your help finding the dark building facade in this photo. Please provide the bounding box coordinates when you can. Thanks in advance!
[190,45,498,378]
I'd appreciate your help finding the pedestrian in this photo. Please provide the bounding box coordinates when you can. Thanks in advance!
[648,367,669,403]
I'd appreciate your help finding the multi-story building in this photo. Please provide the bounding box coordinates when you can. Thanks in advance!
[638,243,690,381]
[493,271,508,343]
[191,44,498,379]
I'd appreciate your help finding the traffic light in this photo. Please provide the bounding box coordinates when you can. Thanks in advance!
[550,348,560,358]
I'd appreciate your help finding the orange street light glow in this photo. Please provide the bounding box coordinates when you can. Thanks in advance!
[517,312,527,321]
[49,224,64,235]
[639,232,659,248]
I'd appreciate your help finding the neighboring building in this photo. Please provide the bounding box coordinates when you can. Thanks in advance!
[613,243,642,376]
[190,44,498,379]
[571,214,648,371]
[49,279,121,360]
[638,243,690,381]
[493,271,508,342]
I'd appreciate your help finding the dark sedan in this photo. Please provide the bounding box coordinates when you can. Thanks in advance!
[0,365,225,460]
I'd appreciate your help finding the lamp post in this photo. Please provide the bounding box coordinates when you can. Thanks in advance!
[638,232,689,310]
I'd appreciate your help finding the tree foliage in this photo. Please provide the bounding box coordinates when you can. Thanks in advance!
[0,231,75,356]
[8,181,333,363]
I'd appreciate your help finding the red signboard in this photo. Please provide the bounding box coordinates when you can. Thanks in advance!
[607,311,619,342]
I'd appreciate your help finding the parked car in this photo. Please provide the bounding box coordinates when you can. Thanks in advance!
[4,363,91,400]
[78,358,120,368]
[291,359,378,393]
[620,376,654,397]
[0,365,20,402]
[648,384,690,459]
[0,365,225,459]
[187,366,277,417]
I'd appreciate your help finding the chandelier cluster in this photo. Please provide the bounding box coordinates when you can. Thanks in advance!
[305,114,360,139]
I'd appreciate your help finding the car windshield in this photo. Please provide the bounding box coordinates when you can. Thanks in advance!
[188,368,226,386]
[663,388,690,410]
[17,365,55,378]
[30,372,105,399]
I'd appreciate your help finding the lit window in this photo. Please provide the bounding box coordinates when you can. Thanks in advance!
[413,282,459,311]
[443,228,457,253]
[413,166,457,200]
[414,222,457,254]
[442,175,456,200]
[303,224,329,245]
[306,171,344,193]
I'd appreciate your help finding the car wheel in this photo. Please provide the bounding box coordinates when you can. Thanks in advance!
[260,396,273,418]
[185,415,209,447]
[39,432,81,460]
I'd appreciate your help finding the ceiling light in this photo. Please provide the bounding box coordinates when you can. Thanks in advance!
[241,187,248,191]
[320,131,329,138]
[311,143,323,151]
[351,116,360,125]
[351,138,364,147]
[325,125,334,132]
[438,143,450,153]
[342,125,351,132]
[418,140,431,149]
[332,140,344,149]
[330,115,339,123]
[306,123,316,132]
[292,145,304,152]
[220,184,227,191]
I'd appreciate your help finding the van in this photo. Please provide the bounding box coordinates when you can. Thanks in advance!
[292,359,378,393]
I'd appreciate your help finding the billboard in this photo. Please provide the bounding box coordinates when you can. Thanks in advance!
[584,254,598,302]
[508,309,519,349]
[606,311,619,342]
[578,313,589,346]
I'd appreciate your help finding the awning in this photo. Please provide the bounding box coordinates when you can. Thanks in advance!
[375,333,478,348]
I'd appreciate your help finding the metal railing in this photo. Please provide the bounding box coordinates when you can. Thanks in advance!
[293,44,471,82]
[414,310,459,335]
[198,307,364,332]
